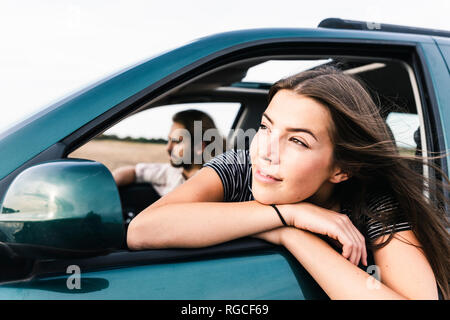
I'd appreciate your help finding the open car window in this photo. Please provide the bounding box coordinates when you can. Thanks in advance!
[68,103,241,172]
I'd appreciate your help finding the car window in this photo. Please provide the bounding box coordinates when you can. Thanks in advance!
[68,102,241,172]
[242,59,332,83]
[386,112,420,155]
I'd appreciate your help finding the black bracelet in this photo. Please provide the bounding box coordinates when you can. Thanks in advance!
[270,204,288,226]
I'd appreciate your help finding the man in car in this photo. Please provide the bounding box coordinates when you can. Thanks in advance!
[112,109,225,196]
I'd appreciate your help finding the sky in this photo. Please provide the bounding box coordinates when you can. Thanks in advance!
[0,0,448,144]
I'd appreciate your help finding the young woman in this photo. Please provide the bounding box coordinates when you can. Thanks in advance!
[126,66,449,300]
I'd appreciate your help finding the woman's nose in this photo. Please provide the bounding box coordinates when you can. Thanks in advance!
[258,131,280,165]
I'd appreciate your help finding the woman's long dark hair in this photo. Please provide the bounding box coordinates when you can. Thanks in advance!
[269,66,450,299]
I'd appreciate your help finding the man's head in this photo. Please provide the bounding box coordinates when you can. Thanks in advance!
[166,109,224,169]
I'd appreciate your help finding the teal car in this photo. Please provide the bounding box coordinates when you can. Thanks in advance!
[0,18,449,300]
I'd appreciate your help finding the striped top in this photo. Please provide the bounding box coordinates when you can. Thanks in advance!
[203,148,412,243]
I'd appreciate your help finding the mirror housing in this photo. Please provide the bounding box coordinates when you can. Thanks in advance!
[0,159,124,258]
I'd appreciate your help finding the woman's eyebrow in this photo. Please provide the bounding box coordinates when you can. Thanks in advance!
[262,113,318,141]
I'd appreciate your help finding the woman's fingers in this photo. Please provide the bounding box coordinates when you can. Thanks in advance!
[341,233,361,265]
[336,215,367,266]
[338,231,358,265]
[290,204,367,266]
[356,228,368,266]
[350,222,367,266]
[362,237,368,266]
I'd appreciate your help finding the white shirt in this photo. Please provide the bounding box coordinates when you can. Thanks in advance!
[135,163,186,196]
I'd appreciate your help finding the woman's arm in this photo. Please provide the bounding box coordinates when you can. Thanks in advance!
[129,201,290,250]
[275,228,438,300]
[127,167,287,250]
[371,230,438,299]
[127,167,367,260]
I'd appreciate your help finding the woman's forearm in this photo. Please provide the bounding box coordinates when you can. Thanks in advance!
[281,228,406,300]
[127,201,285,250]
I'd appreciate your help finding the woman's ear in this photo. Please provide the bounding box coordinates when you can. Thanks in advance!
[329,167,351,184]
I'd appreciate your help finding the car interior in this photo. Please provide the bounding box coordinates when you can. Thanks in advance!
[94,55,423,234]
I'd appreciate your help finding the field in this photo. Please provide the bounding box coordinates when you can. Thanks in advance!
[69,139,169,172]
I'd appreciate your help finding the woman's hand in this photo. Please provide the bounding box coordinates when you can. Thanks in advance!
[279,202,368,266]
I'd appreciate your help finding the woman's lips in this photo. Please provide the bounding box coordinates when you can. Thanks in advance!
[254,168,282,184]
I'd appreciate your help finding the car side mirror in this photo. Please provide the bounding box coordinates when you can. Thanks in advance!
[0,159,125,259]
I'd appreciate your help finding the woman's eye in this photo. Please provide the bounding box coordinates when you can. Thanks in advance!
[259,124,268,130]
[290,137,308,148]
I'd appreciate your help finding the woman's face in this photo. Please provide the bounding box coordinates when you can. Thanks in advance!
[249,89,346,205]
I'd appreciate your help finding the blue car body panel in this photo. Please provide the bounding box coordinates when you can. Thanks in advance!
[418,40,450,169]
[433,37,450,155]
[0,252,327,300]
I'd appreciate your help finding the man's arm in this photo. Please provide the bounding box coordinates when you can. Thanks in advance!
[112,165,136,186]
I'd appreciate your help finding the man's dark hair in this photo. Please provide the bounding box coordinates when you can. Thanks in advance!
[172,109,226,164]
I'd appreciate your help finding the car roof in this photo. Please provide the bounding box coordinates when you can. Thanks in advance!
[318,18,450,38]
